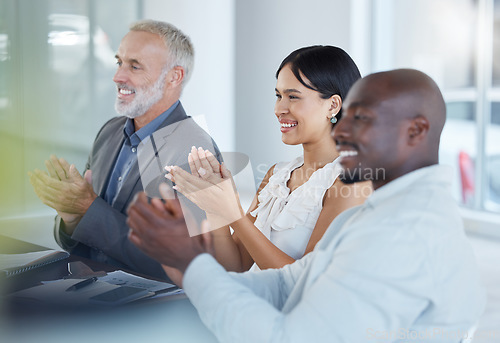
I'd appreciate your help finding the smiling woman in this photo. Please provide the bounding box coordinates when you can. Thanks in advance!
[164,46,373,273]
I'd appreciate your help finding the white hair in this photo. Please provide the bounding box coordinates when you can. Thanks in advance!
[130,19,194,86]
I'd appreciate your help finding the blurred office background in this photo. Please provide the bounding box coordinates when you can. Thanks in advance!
[2,1,500,340]
[1,0,499,234]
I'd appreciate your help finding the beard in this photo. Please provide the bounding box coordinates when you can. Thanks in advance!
[114,68,168,119]
[338,166,363,184]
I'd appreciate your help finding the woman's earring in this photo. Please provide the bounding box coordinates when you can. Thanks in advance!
[330,116,337,124]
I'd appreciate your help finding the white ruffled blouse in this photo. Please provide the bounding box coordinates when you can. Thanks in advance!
[249,156,342,268]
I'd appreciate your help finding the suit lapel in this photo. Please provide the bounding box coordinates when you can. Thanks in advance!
[95,122,126,197]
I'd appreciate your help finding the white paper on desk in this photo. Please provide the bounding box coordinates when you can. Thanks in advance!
[9,279,119,305]
[99,270,178,293]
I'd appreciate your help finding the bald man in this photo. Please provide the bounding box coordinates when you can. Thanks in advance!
[335,68,446,187]
[127,69,485,342]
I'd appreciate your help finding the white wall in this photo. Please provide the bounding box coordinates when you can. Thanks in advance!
[143,0,355,190]
[143,0,235,152]
[234,0,353,184]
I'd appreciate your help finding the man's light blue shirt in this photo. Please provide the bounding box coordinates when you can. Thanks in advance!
[104,100,179,205]
[183,165,486,343]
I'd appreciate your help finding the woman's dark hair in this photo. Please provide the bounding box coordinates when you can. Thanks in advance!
[276,45,361,121]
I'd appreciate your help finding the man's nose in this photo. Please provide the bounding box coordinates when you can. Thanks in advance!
[113,66,128,84]
[331,116,350,142]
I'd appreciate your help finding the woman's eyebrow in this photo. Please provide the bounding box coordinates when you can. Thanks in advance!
[275,88,302,94]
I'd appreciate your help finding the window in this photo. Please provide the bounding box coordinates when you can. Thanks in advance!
[0,0,139,218]
[371,0,500,213]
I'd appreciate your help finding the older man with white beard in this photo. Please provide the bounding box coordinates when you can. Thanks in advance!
[29,20,221,280]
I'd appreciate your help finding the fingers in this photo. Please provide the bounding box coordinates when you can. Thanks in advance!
[128,192,179,229]
[127,228,143,248]
[166,166,203,201]
[127,193,191,263]
[219,162,238,192]
[29,164,96,214]
[150,197,166,212]
[83,169,93,185]
[168,166,211,194]
[220,162,232,179]
[32,166,84,193]
[45,155,65,180]
[204,150,221,174]
[188,147,219,178]
[159,183,176,200]
[188,151,201,178]
[127,209,149,236]
[28,170,63,208]
[195,148,213,174]
[197,166,208,178]
[128,193,157,219]
[194,147,219,178]
[69,164,83,180]
[59,157,71,173]
[28,170,47,199]
[164,165,179,184]
[164,198,184,219]
[149,196,181,219]
[127,206,147,249]
[127,193,155,235]
[29,169,60,190]
[189,146,203,176]
[44,155,73,182]
[187,148,223,187]
[45,159,58,180]
[169,146,219,181]
[44,155,82,183]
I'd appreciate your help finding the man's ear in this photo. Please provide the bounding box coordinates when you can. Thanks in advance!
[329,94,342,115]
[167,66,185,88]
[408,115,430,145]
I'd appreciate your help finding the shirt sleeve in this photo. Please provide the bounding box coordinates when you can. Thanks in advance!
[60,197,167,279]
[182,226,436,343]
[53,215,79,250]
[185,252,360,343]
[183,254,288,343]
[183,171,485,343]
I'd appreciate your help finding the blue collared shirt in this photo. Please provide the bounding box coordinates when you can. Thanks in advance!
[104,100,180,205]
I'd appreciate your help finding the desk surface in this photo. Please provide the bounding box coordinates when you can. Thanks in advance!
[0,235,218,343]
[3,294,217,343]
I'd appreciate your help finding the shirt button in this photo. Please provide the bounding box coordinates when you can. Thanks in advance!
[131,147,137,153]
[118,176,123,182]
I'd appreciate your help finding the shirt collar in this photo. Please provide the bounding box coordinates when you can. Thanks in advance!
[123,100,180,146]
[364,164,453,208]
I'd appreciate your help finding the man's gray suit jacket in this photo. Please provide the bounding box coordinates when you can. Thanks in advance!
[54,102,221,280]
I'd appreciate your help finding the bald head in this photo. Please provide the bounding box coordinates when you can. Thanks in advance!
[361,68,446,145]
[333,69,447,189]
